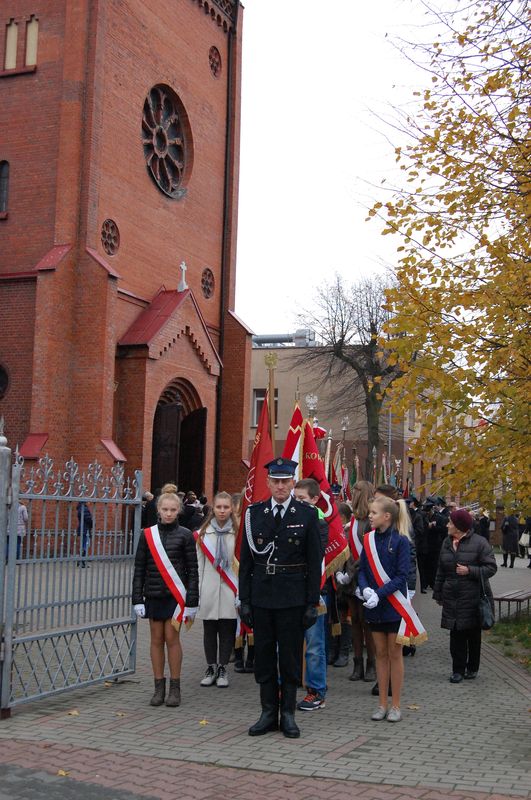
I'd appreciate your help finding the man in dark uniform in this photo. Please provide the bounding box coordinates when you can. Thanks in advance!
[239,458,322,739]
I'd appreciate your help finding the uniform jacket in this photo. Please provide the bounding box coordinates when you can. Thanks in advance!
[238,497,322,609]
[196,525,238,621]
[357,528,411,624]
[433,531,496,630]
[132,522,199,606]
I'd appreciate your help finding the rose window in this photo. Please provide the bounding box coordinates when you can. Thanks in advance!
[201,268,215,299]
[101,219,120,255]
[142,85,192,199]
[209,46,222,77]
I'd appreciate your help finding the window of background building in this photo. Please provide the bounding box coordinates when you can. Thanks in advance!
[25,15,38,66]
[0,161,9,217]
[4,19,18,70]
[252,388,278,427]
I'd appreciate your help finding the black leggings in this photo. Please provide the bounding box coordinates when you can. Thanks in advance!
[203,619,237,666]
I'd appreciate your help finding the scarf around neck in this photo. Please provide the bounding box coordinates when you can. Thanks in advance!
[210,517,233,569]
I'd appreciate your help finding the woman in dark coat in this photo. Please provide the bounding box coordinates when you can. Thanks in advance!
[132,491,199,707]
[501,513,519,567]
[434,508,497,683]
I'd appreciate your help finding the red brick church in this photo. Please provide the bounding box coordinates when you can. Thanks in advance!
[0,0,251,497]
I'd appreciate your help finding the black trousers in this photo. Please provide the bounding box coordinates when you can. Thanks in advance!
[202,619,237,666]
[252,605,305,687]
[450,626,482,674]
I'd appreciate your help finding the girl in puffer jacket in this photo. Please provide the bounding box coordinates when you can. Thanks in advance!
[132,492,199,708]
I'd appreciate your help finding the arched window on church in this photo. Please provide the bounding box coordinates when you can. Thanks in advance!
[25,15,39,66]
[4,19,18,70]
[0,162,10,217]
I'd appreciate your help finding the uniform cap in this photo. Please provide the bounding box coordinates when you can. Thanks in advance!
[264,458,298,478]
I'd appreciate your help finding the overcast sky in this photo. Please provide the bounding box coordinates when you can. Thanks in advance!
[234,0,430,334]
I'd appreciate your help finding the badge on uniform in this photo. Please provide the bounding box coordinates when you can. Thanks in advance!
[257,537,263,545]
[290,507,296,513]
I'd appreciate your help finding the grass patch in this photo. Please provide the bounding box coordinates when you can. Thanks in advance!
[486,612,531,672]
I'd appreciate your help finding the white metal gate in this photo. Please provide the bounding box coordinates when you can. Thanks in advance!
[0,427,142,716]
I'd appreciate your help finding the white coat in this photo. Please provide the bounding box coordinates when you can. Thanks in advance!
[196,525,238,620]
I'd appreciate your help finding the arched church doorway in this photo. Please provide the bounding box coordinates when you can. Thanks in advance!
[150,378,207,494]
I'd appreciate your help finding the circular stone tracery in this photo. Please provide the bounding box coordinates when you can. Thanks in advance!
[201,268,215,299]
[142,84,192,198]
[101,219,120,255]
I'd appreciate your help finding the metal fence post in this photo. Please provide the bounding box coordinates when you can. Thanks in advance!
[0,418,12,635]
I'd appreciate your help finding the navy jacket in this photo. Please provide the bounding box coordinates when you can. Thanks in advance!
[239,497,322,609]
[358,528,411,624]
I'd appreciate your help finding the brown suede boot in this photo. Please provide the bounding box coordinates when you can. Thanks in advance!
[150,678,166,706]
[165,678,181,707]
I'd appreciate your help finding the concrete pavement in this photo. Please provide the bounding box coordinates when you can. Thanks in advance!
[0,554,529,799]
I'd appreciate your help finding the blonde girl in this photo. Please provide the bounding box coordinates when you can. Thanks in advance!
[132,492,199,708]
[196,491,239,688]
[358,496,411,723]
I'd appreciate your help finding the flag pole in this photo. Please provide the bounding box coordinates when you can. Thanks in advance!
[264,352,278,452]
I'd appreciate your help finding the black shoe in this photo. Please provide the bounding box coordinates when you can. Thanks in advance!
[449,672,464,683]
[248,682,279,736]
[371,682,379,696]
[464,671,478,680]
[243,660,255,673]
[234,660,245,673]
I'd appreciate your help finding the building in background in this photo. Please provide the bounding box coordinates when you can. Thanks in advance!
[0,1,251,496]
[249,334,446,499]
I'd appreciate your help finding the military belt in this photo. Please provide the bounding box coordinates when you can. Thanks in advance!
[254,563,307,575]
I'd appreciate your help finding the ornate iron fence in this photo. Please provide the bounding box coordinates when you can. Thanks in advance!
[0,431,142,715]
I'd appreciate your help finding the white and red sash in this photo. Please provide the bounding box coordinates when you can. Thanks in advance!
[194,530,252,643]
[363,530,427,645]
[348,518,363,561]
[145,525,188,631]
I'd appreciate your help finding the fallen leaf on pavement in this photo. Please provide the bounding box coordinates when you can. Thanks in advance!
[407,704,420,710]
[199,719,209,726]
[115,712,126,717]
[57,770,70,777]
[104,682,114,687]
[67,709,79,716]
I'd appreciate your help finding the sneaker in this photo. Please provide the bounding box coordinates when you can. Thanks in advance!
[200,665,217,687]
[297,690,326,711]
[216,665,229,688]
[371,706,387,721]
[387,706,402,723]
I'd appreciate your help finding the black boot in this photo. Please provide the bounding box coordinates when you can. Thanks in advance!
[279,683,300,739]
[510,554,516,568]
[244,644,255,673]
[349,657,364,681]
[248,682,279,736]
[364,658,376,682]
[150,678,166,706]
[327,636,339,665]
[165,678,181,707]
[333,623,351,667]
[502,554,508,567]
[234,647,245,673]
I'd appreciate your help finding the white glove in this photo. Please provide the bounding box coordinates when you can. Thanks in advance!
[335,571,349,586]
[184,606,198,621]
[133,604,145,618]
[408,590,416,601]
[234,595,241,609]
[354,586,363,601]
[362,587,374,601]
[363,591,379,610]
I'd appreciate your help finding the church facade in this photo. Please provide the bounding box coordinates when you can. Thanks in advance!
[0,0,251,496]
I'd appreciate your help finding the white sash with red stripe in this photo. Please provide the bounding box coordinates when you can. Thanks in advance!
[194,531,239,596]
[363,530,427,645]
[145,525,188,631]
[348,518,363,560]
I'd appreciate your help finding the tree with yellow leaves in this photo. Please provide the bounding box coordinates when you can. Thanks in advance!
[370,0,530,507]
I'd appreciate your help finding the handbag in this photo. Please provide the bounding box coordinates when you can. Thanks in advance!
[518,532,530,548]
[478,569,495,630]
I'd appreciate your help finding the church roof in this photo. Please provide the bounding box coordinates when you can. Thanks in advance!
[118,289,189,346]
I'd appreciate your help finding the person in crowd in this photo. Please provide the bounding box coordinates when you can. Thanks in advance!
[6,501,28,561]
[477,509,491,542]
[335,481,376,683]
[422,499,446,588]
[179,495,204,532]
[501,512,519,568]
[433,507,496,683]
[195,491,239,689]
[294,478,329,712]
[358,496,412,723]
[141,491,158,529]
[325,505,348,668]
[76,501,93,567]
[230,490,254,673]
[239,458,322,739]
[132,491,199,708]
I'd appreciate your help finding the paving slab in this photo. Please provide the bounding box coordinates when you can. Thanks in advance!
[0,553,529,799]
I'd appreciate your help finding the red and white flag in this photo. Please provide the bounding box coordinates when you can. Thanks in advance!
[283,403,304,481]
